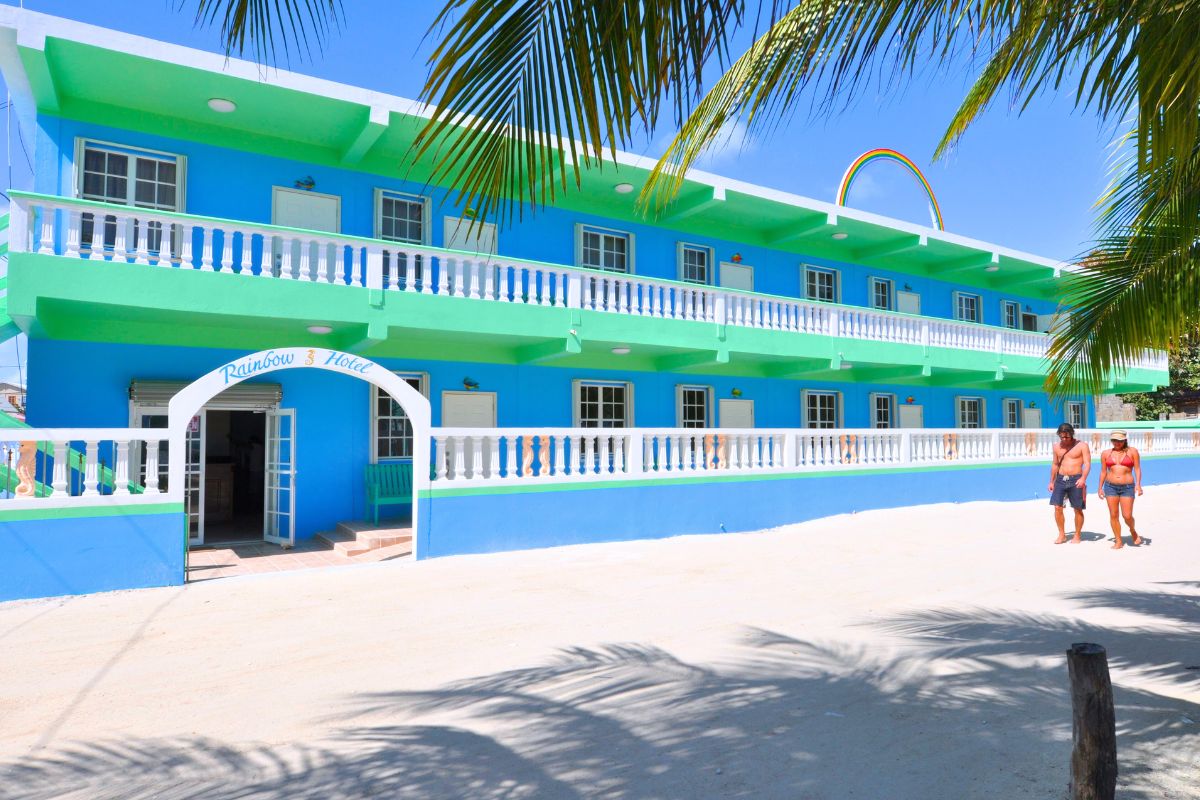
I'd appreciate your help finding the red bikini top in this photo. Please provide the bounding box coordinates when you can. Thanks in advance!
[1104,451,1134,468]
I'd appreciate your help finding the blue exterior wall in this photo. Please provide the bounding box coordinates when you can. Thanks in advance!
[0,509,185,601]
[419,455,1200,558]
[29,337,1096,540]
[34,115,1059,326]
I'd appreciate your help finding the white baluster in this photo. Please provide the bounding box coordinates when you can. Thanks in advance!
[66,210,82,257]
[434,436,448,481]
[498,264,511,301]
[298,240,312,281]
[144,441,160,492]
[179,224,193,268]
[89,213,104,258]
[584,436,595,475]
[37,206,54,254]
[470,435,484,479]
[113,440,131,495]
[82,441,100,496]
[487,435,501,478]
[452,435,467,479]
[113,216,130,262]
[51,441,69,495]
[200,228,214,271]
[503,433,516,478]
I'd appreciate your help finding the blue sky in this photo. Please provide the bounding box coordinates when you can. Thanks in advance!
[0,1,1120,384]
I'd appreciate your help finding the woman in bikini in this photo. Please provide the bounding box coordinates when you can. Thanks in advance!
[1097,430,1144,548]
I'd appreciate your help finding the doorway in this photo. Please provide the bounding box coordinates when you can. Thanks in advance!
[203,410,267,544]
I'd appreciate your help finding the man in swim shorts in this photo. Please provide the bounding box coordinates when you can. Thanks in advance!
[1049,422,1091,544]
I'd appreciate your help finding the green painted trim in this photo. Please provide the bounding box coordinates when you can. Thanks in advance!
[0,502,184,522]
[421,452,1200,498]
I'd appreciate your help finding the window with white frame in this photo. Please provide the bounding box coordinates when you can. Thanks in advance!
[956,396,986,428]
[578,225,633,273]
[376,190,429,290]
[372,373,428,460]
[1066,401,1085,428]
[870,277,894,310]
[376,190,428,245]
[870,393,896,428]
[1002,398,1021,429]
[574,381,631,427]
[1001,300,1020,329]
[954,291,983,323]
[804,390,841,429]
[77,139,184,250]
[676,385,711,428]
[678,243,712,285]
[804,265,840,303]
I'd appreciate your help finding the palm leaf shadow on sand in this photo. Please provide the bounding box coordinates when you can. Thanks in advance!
[4,587,1198,800]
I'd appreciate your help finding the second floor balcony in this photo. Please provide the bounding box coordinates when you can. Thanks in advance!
[6,192,1168,391]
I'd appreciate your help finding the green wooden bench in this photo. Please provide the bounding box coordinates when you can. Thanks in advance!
[365,462,414,525]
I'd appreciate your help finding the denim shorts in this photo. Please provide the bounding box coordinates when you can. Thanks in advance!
[1103,481,1136,498]
[1050,475,1086,509]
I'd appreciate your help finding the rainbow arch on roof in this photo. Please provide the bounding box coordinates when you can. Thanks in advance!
[835,148,945,231]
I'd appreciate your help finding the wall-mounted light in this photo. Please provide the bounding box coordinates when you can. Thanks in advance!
[730,253,743,263]
[294,175,316,191]
[731,388,743,398]
[463,377,480,390]
[905,396,915,404]
[903,284,912,292]
[1024,304,1032,312]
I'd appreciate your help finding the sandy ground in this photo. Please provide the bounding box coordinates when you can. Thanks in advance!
[1,485,1199,800]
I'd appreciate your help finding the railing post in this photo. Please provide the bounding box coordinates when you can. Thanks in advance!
[365,245,384,290]
[920,320,930,348]
[782,431,796,468]
[828,307,840,337]
[627,432,645,477]
[567,272,582,308]
[51,441,69,495]
[82,441,100,496]
[900,430,912,465]
[990,430,1001,460]
[714,293,727,326]
[8,196,28,253]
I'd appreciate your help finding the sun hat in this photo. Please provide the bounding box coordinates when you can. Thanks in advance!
[1109,430,1128,441]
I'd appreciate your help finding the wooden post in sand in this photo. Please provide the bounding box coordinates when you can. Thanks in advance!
[1067,643,1117,800]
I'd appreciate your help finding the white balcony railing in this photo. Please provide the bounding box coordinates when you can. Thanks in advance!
[10,192,1168,372]
[0,429,171,510]
[431,426,1200,487]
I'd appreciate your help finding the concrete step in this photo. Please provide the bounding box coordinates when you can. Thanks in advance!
[336,520,412,537]
[322,523,413,557]
[316,530,363,557]
[353,541,414,563]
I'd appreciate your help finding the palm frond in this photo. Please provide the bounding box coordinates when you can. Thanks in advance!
[182,0,343,63]
[414,0,748,224]
[1046,132,1200,396]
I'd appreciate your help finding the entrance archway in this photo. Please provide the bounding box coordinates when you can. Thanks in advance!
[165,348,432,554]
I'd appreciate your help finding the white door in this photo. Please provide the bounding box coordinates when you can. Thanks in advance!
[442,391,497,427]
[898,404,924,429]
[718,399,755,428]
[1036,313,1057,334]
[264,409,296,547]
[719,262,754,292]
[896,290,921,315]
[1022,407,1043,429]
[443,216,498,255]
[272,187,340,277]
[272,187,340,232]
[184,412,206,544]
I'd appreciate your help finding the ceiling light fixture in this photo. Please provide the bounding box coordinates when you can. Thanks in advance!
[611,346,631,355]
[207,98,237,113]
[831,232,849,240]
[307,325,333,335]
[984,265,1000,272]
[613,183,635,194]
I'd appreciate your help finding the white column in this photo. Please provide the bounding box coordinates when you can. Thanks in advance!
[89,213,104,258]
[452,436,466,480]
[298,240,313,281]
[278,237,294,279]
[113,217,129,262]
[470,435,484,479]
[503,433,517,478]
[179,224,193,268]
